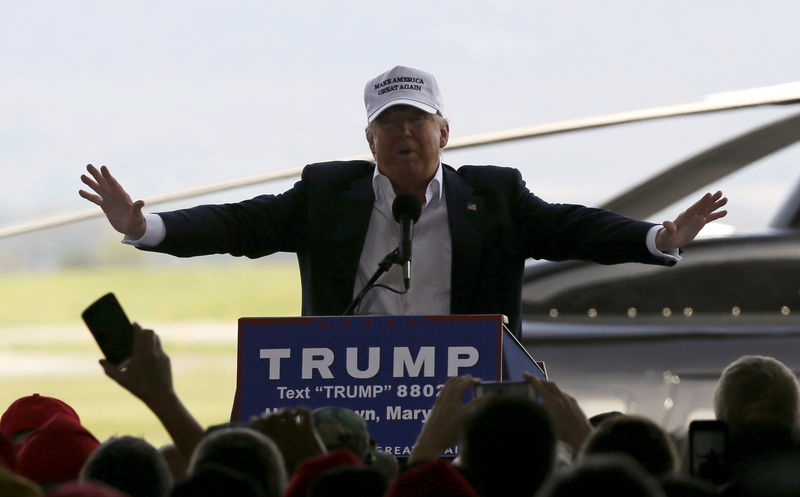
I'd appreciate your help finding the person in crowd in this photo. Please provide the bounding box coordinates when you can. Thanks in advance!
[582,415,678,476]
[460,395,556,497]
[312,406,373,464]
[98,323,205,463]
[311,405,399,483]
[714,354,799,456]
[406,375,559,497]
[14,413,100,488]
[536,454,667,497]
[712,355,800,496]
[1,394,82,446]
[81,436,172,497]
[96,320,374,497]
[187,427,287,497]
[523,372,594,455]
[1,391,100,491]
[281,449,364,497]
[249,407,383,497]
[79,65,728,336]
[249,407,326,475]
[582,415,720,496]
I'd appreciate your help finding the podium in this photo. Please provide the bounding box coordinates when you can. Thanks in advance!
[232,315,544,457]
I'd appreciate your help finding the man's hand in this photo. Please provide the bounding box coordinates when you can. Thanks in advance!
[656,190,728,252]
[100,323,175,406]
[249,408,326,473]
[524,373,592,452]
[408,375,479,464]
[79,164,147,239]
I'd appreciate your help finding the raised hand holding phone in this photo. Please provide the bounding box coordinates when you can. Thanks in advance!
[81,292,134,366]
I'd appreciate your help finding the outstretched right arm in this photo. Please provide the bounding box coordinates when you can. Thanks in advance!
[79,164,147,239]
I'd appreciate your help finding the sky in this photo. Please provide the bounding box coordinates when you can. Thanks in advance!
[2,1,800,253]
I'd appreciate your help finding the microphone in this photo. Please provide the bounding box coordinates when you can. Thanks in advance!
[391,193,422,290]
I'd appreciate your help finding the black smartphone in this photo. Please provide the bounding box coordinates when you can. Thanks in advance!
[474,380,534,400]
[688,419,729,485]
[81,292,134,366]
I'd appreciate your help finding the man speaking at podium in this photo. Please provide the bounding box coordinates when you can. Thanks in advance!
[79,65,727,336]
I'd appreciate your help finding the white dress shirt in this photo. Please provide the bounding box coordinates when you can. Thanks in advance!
[353,163,452,316]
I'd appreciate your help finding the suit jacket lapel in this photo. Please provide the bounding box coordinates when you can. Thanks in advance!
[335,167,376,299]
[443,164,484,315]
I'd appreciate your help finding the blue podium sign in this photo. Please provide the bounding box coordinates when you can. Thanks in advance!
[233,315,541,456]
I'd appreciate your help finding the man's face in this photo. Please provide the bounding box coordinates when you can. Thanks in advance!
[366,105,449,194]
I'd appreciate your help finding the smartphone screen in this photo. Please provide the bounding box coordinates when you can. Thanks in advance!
[474,381,534,400]
[81,292,134,366]
[689,419,729,485]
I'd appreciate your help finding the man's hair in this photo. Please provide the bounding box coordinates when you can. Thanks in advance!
[537,454,665,497]
[460,396,556,497]
[80,436,172,497]
[189,427,287,497]
[713,355,800,432]
[582,415,678,476]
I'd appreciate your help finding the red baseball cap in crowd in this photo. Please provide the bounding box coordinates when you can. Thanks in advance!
[385,460,479,497]
[15,413,100,485]
[1,394,81,442]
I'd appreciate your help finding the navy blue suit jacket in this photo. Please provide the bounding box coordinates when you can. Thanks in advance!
[148,161,671,335]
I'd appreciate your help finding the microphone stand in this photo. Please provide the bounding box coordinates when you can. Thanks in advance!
[343,248,401,316]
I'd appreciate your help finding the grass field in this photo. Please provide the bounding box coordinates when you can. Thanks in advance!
[0,261,302,446]
[0,260,302,326]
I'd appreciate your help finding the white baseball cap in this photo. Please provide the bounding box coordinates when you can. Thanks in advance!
[364,65,444,122]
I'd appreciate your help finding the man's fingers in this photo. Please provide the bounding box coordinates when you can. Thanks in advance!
[708,197,728,214]
[438,375,477,401]
[140,327,157,356]
[99,359,123,382]
[693,191,725,214]
[524,373,561,398]
[101,165,123,189]
[686,192,713,214]
[131,323,149,358]
[699,193,727,214]
[707,210,728,222]
[86,164,104,183]
[451,375,478,393]
[79,190,103,206]
[80,174,101,191]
